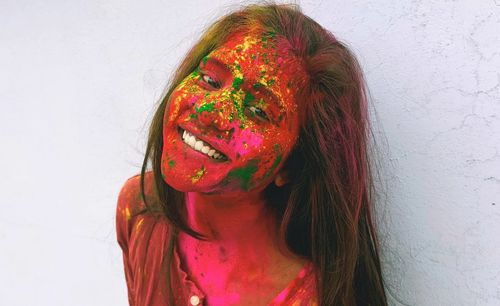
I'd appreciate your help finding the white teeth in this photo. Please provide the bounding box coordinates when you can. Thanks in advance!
[181,129,225,160]
[194,140,203,151]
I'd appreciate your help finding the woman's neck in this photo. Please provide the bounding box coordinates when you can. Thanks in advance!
[184,190,279,245]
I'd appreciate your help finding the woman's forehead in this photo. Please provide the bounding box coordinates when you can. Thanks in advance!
[209,31,293,72]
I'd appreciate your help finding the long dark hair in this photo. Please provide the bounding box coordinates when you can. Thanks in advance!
[140,3,388,305]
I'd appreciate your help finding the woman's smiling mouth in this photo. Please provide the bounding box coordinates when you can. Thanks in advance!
[179,128,228,162]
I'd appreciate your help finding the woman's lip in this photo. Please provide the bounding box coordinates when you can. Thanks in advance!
[177,126,231,162]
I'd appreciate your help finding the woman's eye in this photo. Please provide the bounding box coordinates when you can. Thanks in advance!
[201,74,221,89]
[248,106,269,121]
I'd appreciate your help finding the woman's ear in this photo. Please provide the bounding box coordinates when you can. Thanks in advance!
[274,170,290,187]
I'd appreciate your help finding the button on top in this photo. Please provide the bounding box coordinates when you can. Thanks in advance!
[190,295,200,306]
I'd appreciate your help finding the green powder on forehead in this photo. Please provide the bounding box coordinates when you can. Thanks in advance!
[261,31,277,49]
[261,31,276,42]
[266,31,276,39]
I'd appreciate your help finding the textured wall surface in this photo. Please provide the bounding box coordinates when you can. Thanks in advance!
[1,1,498,305]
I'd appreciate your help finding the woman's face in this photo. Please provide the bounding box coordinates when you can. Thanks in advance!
[161,30,306,194]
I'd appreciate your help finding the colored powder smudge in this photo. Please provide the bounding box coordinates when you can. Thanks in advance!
[264,144,283,179]
[164,152,176,170]
[196,101,215,113]
[168,159,176,169]
[232,97,243,122]
[243,92,254,107]
[227,161,258,191]
[191,166,206,183]
[232,77,244,90]
[124,207,131,220]
[135,218,144,231]
[264,154,282,179]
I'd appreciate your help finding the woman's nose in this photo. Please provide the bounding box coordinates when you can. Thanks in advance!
[192,93,239,132]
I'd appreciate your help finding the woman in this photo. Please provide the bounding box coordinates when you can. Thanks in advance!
[117,3,388,305]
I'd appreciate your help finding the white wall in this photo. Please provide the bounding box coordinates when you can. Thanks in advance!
[1,0,498,305]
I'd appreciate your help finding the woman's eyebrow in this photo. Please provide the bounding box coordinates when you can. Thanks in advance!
[247,80,285,112]
[201,57,231,72]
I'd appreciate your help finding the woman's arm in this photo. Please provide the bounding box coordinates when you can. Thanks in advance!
[116,175,142,306]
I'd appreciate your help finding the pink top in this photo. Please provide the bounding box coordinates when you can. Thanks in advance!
[116,174,318,305]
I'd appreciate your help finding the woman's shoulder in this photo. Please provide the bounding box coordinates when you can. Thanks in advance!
[117,172,150,216]
[116,171,159,246]
[117,170,163,212]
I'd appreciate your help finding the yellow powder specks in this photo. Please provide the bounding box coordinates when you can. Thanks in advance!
[191,166,206,183]
[221,90,232,99]
[167,96,183,122]
[124,207,131,220]
[233,69,244,83]
[241,35,259,52]
[231,89,245,104]
[135,217,144,231]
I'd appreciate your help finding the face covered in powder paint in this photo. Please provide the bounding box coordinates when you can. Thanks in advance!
[161,30,306,194]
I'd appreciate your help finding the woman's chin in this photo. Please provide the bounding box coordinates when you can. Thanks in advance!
[160,169,222,193]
